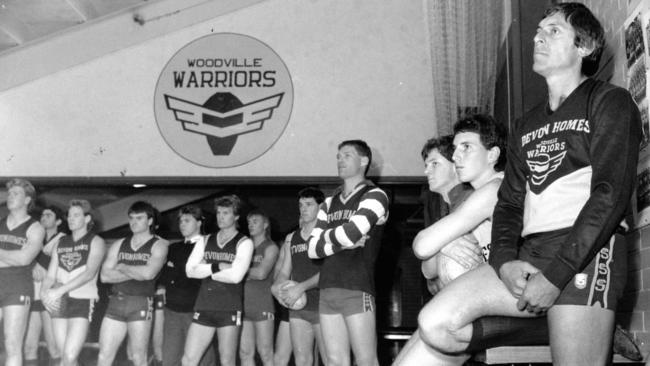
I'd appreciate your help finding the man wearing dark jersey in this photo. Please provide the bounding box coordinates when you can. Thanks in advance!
[308,140,389,366]
[394,3,641,366]
[0,179,44,366]
[97,201,168,366]
[273,187,328,366]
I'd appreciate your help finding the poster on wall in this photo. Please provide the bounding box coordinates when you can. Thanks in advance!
[626,1,650,227]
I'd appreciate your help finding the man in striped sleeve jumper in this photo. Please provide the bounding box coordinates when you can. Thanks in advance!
[308,139,389,366]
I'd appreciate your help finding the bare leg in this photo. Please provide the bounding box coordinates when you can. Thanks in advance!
[320,313,350,366]
[548,305,615,366]
[313,323,327,366]
[24,310,42,362]
[395,264,536,365]
[274,320,292,366]
[182,323,216,366]
[290,318,315,366]
[4,304,31,366]
[97,317,128,366]
[127,320,153,366]
[216,325,240,366]
[60,318,90,366]
[41,311,60,360]
[239,320,256,366]
[253,318,274,366]
[345,311,378,366]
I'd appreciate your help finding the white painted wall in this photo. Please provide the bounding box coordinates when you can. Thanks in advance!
[0,0,435,180]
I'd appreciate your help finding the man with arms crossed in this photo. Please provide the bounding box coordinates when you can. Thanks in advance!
[396,3,641,365]
[273,187,328,366]
[0,178,44,366]
[97,201,168,366]
[308,140,389,366]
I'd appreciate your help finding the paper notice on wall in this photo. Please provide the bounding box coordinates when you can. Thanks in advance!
[635,145,650,228]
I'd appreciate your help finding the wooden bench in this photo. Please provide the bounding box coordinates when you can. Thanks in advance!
[473,346,643,365]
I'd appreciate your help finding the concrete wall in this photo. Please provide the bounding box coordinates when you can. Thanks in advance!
[0,0,435,181]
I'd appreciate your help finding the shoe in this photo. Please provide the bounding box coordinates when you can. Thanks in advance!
[613,324,643,361]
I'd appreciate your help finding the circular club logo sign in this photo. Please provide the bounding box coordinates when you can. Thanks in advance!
[154,33,293,168]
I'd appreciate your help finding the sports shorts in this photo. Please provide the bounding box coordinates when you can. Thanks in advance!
[192,310,242,328]
[0,267,33,307]
[105,293,153,322]
[519,229,626,310]
[289,308,320,325]
[31,300,45,312]
[154,293,165,311]
[244,310,274,322]
[319,288,374,317]
[275,299,290,323]
[51,298,95,322]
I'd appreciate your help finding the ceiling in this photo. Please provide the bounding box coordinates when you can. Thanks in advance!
[0,0,156,54]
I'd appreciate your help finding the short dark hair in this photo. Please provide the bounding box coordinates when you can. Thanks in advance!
[453,114,507,172]
[298,187,325,204]
[338,139,372,175]
[178,205,204,222]
[544,2,604,77]
[128,201,157,232]
[247,208,271,238]
[421,135,454,162]
[214,195,242,216]
[42,205,66,222]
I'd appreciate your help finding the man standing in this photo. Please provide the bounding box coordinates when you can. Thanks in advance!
[308,140,389,366]
[97,201,168,366]
[273,187,328,366]
[0,179,44,366]
[396,3,641,366]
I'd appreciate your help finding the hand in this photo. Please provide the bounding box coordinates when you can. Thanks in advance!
[345,235,368,250]
[440,235,482,269]
[499,260,539,298]
[272,280,292,307]
[42,287,64,306]
[282,283,305,306]
[211,263,231,280]
[426,278,444,295]
[32,264,47,282]
[517,272,560,314]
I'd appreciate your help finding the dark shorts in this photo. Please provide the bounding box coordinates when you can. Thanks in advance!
[289,308,320,325]
[52,298,95,322]
[319,288,375,317]
[275,300,290,323]
[244,310,274,322]
[192,310,242,328]
[519,230,626,310]
[154,293,165,311]
[105,294,153,322]
[0,268,32,307]
[31,300,45,312]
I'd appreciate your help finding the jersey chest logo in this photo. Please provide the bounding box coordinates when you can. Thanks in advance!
[60,252,82,271]
[526,151,567,186]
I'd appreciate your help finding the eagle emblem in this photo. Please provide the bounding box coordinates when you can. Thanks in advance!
[165,92,283,155]
[526,151,567,186]
[60,252,82,272]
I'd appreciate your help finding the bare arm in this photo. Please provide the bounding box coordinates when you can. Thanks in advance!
[413,180,500,260]
[271,236,293,301]
[0,221,44,266]
[116,238,169,281]
[211,238,254,284]
[41,239,61,296]
[100,239,131,284]
[247,243,279,280]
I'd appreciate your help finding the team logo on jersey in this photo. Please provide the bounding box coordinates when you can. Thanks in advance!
[154,33,293,168]
[526,151,567,185]
[60,252,82,271]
